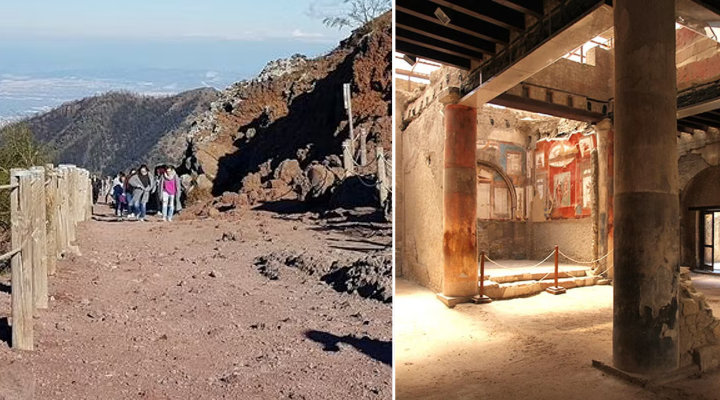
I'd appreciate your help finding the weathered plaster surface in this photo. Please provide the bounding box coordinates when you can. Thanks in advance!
[398,96,445,291]
[531,218,593,260]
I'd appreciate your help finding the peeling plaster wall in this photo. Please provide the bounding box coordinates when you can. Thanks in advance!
[397,95,445,291]
[395,89,411,277]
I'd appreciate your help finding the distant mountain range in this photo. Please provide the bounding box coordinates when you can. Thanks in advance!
[21,88,218,175]
[3,15,389,186]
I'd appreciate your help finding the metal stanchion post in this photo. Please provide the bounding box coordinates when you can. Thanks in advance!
[546,245,566,295]
[472,251,493,304]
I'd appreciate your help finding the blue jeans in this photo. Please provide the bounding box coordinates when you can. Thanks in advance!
[162,192,175,220]
[126,193,134,214]
[137,202,147,218]
[114,194,123,214]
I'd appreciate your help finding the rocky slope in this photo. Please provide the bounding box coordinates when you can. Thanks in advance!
[22,88,219,175]
[187,12,392,206]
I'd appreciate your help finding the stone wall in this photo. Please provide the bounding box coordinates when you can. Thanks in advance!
[530,218,594,261]
[477,220,528,260]
[679,267,720,370]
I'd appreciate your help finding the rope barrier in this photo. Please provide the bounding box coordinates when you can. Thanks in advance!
[558,249,613,265]
[479,246,615,301]
[484,250,556,270]
[0,235,29,262]
[351,156,377,168]
[594,264,614,276]
[355,174,379,188]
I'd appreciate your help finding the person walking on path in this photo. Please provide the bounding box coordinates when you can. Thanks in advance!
[111,172,126,217]
[125,169,137,218]
[159,166,182,221]
[91,175,102,204]
[128,165,155,221]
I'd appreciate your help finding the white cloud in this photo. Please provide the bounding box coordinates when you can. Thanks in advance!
[305,0,346,20]
[0,75,179,120]
[291,29,324,39]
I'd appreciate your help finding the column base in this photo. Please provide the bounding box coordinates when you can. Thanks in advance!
[546,286,567,295]
[472,294,493,304]
[436,293,473,308]
[591,359,699,387]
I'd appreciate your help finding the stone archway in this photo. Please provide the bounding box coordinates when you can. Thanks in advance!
[680,166,720,268]
[476,159,517,219]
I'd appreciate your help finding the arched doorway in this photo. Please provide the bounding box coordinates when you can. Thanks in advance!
[476,160,517,220]
[680,166,720,270]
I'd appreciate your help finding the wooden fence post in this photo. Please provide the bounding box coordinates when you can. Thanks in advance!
[29,167,48,310]
[79,169,87,221]
[343,140,355,176]
[62,166,74,238]
[86,171,93,220]
[359,128,367,166]
[58,166,73,255]
[71,167,81,226]
[45,164,58,274]
[80,169,87,221]
[10,169,33,350]
[61,166,81,256]
[56,166,67,257]
[376,146,389,206]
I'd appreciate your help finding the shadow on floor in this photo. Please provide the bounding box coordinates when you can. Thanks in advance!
[91,216,125,223]
[0,317,10,347]
[0,282,9,294]
[253,200,315,215]
[305,330,391,366]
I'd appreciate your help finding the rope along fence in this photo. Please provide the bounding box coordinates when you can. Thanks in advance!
[479,246,614,299]
[341,141,390,205]
[3,164,92,350]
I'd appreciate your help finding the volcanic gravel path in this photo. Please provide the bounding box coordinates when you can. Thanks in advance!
[0,203,391,399]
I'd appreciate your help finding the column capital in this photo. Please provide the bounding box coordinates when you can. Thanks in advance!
[594,118,613,133]
[438,87,462,105]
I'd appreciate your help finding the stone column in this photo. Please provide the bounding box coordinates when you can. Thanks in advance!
[438,87,478,307]
[595,119,613,278]
[613,0,679,373]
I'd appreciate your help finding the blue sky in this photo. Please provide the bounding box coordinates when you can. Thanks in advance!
[0,0,356,122]
[0,0,349,42]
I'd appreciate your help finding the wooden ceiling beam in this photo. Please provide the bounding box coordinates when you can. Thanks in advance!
[396,5,509,44]
[678,118,710,131]
[395,14,497,54]
[396,40,472,70]
[686,114,720,126]
[428,0,525,31]
[491,0,544,18]
[396,27,489,59]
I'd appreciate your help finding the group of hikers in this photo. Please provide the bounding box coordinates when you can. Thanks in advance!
[105,164,183,222]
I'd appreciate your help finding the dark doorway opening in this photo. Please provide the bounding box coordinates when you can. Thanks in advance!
[696,208,720,272]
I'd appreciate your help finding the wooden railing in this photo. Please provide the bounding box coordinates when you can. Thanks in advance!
[4,164,92,350]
